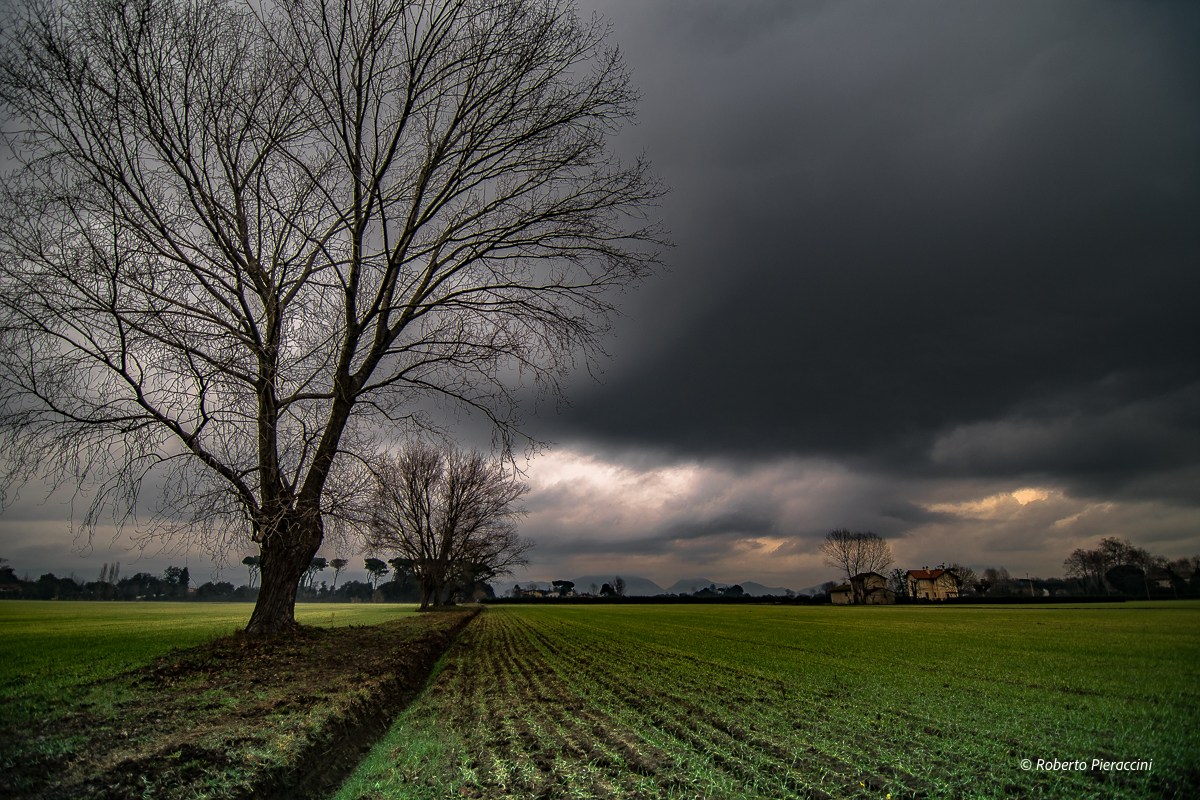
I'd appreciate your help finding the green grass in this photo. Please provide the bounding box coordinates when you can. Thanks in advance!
[336,601,1200,799]
[0,600,416,719]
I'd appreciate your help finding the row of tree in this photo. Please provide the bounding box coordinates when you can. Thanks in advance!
[817,529,1200,601]
[0,553,496,604]
[1063,538,1199,598]
[0,559,193,601]
[510,576,628,598]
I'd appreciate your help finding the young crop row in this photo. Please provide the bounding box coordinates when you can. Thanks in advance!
[338,603,1200,799]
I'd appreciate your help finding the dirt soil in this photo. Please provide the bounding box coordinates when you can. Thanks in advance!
[2,606,479,800]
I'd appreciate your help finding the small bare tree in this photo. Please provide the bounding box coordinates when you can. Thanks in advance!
[0,0,663,633]
[367,441,531,609]
[820,529,894,604]
[946,563,977,595]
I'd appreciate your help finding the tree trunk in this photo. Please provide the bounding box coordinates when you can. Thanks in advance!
[245,514,324,635]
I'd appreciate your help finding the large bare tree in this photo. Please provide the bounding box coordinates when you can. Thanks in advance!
[820,528,894,604]
[367,440,530,609]
[0,0,663,633]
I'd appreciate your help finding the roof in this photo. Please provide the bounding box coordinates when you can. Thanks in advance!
[830,583,851,592]
[907,569,945,580]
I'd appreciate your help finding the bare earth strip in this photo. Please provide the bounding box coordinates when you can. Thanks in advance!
[1,606,478,800]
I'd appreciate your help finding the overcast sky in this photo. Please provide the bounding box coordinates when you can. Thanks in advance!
[2,0,1198,591]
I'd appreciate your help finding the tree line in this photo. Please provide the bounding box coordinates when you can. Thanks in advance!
[816,529,1199,601]
[0,555,495,603]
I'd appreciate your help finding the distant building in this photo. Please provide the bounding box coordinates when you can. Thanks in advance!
[830,572,895,605]
[907,567,961,600]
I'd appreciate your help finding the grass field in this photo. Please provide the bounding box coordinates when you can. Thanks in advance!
[0,600,444,799]
[336,602,1200,800]
[0,600,415,724]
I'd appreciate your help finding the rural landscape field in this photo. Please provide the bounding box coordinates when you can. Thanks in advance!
[336,602,1200,799]
[2,599,1199,798]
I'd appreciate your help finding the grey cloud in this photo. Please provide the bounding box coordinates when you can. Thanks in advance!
[658,510,776,540]
[929,382,1200,500]
[880,502,956,525]
[542,0,1200,510]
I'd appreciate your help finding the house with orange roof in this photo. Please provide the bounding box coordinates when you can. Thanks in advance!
[830,572,895,605]
[906,567,961,600]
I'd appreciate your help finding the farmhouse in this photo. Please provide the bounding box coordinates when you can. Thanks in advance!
[830,572,895,605]
[907,567,961,600]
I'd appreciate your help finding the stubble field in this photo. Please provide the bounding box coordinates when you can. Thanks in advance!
[336,602,1200,800]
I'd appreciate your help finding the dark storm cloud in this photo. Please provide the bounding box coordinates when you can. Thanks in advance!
[550,0,1200,503]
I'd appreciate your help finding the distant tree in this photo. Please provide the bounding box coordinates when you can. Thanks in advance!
[301,558,328,590]
[1064,537,1159,595]
[1105,564,1146,597]
[242,556,261,590]
[117,572,167,600]
[887,568,909,597]
[1166,556,1199,597]
[364,558,390,590]
[612,576,627,597]
[195,581,235,600]
[946,563,977,595]
[820,530,894,604]
[164,566,190,598]
[552,580,575,597]
[367,442,531,609]
[816,580,840,602]
[329,559,349,590]
[590,583,599,596]
[600,583,615,597]
[979,567,1015,596]
[722,584,745,597]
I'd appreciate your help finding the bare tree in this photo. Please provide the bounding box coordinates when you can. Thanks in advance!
[0,0,663,633]
[820,529,894,604]
[367,440,531,609]
[1063,548,1108,593]
[946,563,977,595]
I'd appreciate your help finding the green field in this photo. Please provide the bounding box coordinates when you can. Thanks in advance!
[337,602,1200,799]
[0,600,415,721]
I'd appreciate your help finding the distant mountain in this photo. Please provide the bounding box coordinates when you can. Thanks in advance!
[666,577,728,594]
[489,579,553,596]
[738,581,794,597]
[667,578,794,596]
[570,574,665,596]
